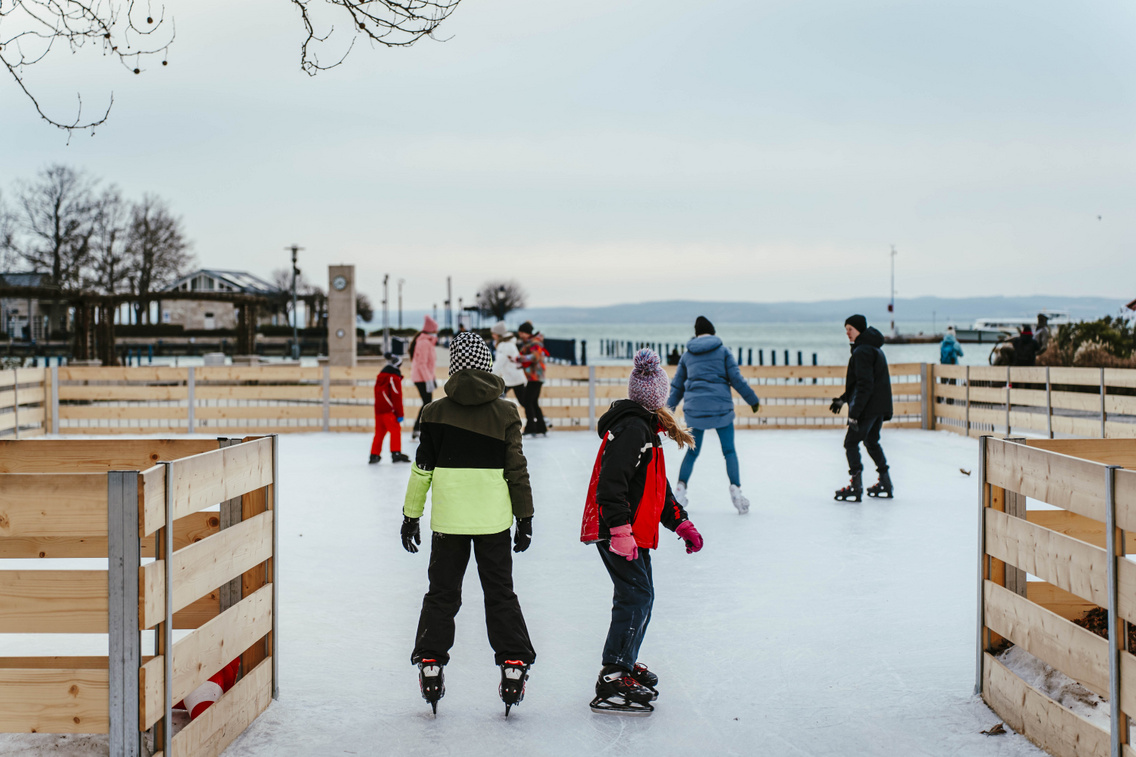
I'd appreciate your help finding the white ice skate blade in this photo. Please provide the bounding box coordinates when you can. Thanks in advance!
[590,697,653,716]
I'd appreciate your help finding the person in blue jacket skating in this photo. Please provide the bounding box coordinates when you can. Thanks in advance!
[939,327,964,365]
[666,316,761,514]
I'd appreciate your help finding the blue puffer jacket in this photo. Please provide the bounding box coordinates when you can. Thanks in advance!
[666,335,760,430]
[940,334,964,365]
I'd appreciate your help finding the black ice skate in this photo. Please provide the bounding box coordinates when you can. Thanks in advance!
[391,451,412,463]
[590,665,655,716]
[417,659,445,715]
[866,470,893,499]
[499,660,529,717]
[630,662,659,700]
[368,454,380,464]
[834,473,863,502]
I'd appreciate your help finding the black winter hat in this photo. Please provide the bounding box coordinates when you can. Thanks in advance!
[845,314,868,333]
[695,316,715,336]
[518,321,534,335]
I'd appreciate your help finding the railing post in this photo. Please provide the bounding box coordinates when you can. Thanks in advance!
[50,364,59,436]
[107,471,141,757]
[976,435,990,696]
[322,365,331,432]
[1005,365,1011,436]
[186,366,196,434]
[12,367,19,440]
[1046,366,1053,439]
[588,365,596,431]
[271,433,280,700]
[920,363,931,430]
[1105,465,1125,756]
[1101,367,1107,439]
[965,366,971,436]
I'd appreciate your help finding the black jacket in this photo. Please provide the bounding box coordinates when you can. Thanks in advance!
[840,327,893,421]
[594,400,687,538]
[1010,335,1038,367]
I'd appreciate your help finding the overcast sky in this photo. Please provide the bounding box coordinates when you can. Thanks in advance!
[3,0,1134,311]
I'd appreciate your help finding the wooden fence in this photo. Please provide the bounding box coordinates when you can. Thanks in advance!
[0,436,278,757]
[8,362,931,435]
[0,368,49,438]
[933,365,1136,439]
[977,436,1136,757]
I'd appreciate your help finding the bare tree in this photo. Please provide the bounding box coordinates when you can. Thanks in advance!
[5,0,463,132]
[87,186,131,294]
[10,164,97,288]
[0,191,17,271]
[356,292,374,322]
[125,193,193,323]
[476,280,527,322]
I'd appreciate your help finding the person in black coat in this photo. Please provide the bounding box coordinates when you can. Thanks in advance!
[1010,327,1038,367]
[829,315,893,501]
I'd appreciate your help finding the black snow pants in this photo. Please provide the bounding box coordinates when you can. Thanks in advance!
[844,415,888,476]
[412,529,536,666]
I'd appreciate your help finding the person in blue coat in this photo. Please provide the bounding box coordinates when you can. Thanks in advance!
[939,327,964,365]
[666,316,761,514]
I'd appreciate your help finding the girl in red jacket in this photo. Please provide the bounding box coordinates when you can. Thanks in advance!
[580,349,703,715]
[371,353,411,464]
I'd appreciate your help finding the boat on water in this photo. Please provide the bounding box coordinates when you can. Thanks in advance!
[952,311,1070,343]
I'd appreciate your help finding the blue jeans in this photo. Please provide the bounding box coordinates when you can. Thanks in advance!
[678,424,740,487]
[597,544,653,671]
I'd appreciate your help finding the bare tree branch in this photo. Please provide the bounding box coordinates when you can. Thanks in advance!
[476,280,527,322]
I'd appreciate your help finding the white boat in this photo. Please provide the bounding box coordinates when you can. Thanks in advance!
[952,310,1069,343]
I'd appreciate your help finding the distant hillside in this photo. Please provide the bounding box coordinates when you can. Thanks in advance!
[509,296,1126,325]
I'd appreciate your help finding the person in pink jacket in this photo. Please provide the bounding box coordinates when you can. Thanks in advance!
[409,315,439,439]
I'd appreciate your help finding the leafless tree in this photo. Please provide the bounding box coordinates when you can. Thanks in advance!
[9,164,97,288]
[356,292,374,322]
[476,279,527,322]
[125,193,193,322]
[5,0,463,132]
[87,186,131,294]
[0,191,17,271]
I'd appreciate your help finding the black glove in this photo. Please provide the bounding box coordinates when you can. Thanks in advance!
[513,516,533,553]
[847,417,859,431]
[750,400,760,413]
[401,516,421,553]
[829,398,845,414]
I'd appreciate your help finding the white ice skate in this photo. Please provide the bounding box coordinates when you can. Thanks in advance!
[674,481,688,507]
[729,484,750,515]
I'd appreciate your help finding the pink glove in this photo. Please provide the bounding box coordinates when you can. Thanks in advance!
[608,524,638,561]
[676,521,703,554]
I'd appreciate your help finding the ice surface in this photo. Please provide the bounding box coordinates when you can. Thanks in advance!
[1,429,1049,756]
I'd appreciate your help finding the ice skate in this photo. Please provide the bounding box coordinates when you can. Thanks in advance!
[368,454,380,464]
[417,659,445,715]
[499,660,529,716]
[630,662,659,700]
[729,484,750,514]
[834,473,863,503]
[590,665,655,716]
[391,451,412,463]
[674,481,688,507]
[866,470,893,499]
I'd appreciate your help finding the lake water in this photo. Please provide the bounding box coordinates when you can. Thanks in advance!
[538,320,994,367]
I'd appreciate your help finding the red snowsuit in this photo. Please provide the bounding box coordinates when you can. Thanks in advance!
[372,365,404,456]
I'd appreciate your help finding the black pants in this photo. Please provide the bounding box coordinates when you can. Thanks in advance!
[521,381,546,435]
[412,530,536,666]
[597,544,653,671]
[413,382,433,434]
[844,415,888,475]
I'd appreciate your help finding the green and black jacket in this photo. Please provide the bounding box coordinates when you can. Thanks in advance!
[403,369,533,534]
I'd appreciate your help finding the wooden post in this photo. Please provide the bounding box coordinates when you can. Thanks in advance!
[1101,367,1107,439]
[1005,365,1012,436]
[976,435,990,694]
[1106,465,1127,755]
[322,365,331,432]
[1046,365,1053,439]
[965,366,971,437]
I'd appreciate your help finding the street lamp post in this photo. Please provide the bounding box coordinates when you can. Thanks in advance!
[398,279,405,330]
[286,244,304,360]
[382,274,390,354]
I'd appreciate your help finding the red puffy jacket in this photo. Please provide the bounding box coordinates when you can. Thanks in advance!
[374,366,404,417]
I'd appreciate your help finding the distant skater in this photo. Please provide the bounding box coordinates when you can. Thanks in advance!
[831,315,894,502]
[666,316,760,514]
[370,353,410,464]
[1034,314,1051,355]
[1010,326,1038,367]
[516,321,549,436]
[401,332,536,717]
[491,321,527,402]
[939,326,964,365]
[581,349,703,716]
[409,315,439,440]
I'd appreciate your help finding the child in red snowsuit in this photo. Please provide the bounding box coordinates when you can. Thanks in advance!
[371,353,411,464]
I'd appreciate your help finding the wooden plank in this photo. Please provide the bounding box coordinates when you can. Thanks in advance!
[933,382,967,400]
[0,387,46,407]
[985,438,1108,522]
[195,405,323,420]
[1106,394,1136,415]
[934,403,967,422]
[0,656,109,669]
[1051,415,1113,439]
[1049,390,1107,413]
[329,405,378,420]
[1105,368,1136,389]
[934,364,967,380]
[59,385,188,401]
[0,474,107,537]
[59,366,185,382]
[140,512,273,628]
[147,438,273,532]
[195,366,321,382]
[141,585,273,729]
[982,652,1110,757]
[1027,509,1111,550]
[0,666,109,733]
[173,591,221,630]
[968,386,1008,403]
[1028,439,1136,468]
[328,385,373,401]
[196,385,323,401]
[1007,410,1049,433]
[168,657,272,757]
[985,508,1108,608]
[1119,469,1136,536]
[1106,422,1136,439]
[968,366,1011,381]
[240,484,270,676]
[984,580,1109,697]
[0,570,108,633]
[60,405,188,421]
[56,425,191,436]
[1009,388,1048,408]
[0,439,218,473]
[1027,581,1099,622]
[1050,367,1106,386]
[737,365,847,379]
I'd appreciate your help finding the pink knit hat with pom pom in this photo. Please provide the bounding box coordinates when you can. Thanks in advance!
[628,349,670,411]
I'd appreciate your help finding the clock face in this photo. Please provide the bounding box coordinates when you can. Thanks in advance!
[336,328,346,339]
[332,275,348,291]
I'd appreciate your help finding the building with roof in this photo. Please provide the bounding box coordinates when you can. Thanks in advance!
[160,269,285,330]
[0,272,64,340]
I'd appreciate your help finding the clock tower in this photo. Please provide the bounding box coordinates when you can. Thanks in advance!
[327,265,357,367]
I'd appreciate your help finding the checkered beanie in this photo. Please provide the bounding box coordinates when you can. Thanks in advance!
[628,349,669,411]
[448,331,494,375]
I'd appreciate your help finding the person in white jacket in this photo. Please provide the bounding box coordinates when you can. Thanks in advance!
[491,321,527,403]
